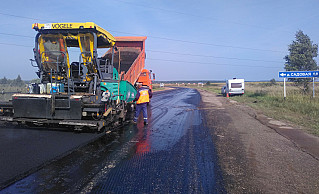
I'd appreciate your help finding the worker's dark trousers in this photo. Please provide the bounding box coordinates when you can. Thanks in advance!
[134,103,148,122]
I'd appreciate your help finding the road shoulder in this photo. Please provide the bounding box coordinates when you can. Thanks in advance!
[197,89,319,193]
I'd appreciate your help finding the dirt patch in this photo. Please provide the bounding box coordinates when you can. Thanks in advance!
[198,89,319,193]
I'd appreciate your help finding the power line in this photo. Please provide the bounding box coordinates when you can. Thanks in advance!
[0,43,81,54]
[146,49,283,63]
[0,31,285,61]
[147,58,281,69]
[0,12,54,22]
[0,32,33,38]
[0,41,283,64]
[0,42,31,47]
[0,12,286,53]
[0,41,285,68]
[0,42,281,69]
[116,0,272,31]
[109,30,284,53]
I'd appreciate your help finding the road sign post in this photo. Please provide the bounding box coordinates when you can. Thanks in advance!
[313,77,315,98]
[284,78,286,99]
[278,71,319,99]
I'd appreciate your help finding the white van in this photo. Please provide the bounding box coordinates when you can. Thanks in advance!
[222,78,244,96]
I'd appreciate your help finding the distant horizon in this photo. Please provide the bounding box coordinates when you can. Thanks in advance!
[0,76,313,83]
[153,79,287,83]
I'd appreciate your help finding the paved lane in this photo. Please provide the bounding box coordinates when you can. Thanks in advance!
[0,124,103,189]
[2,88,224,193]
[88,88,224,193]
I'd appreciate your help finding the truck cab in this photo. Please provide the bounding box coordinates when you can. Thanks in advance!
[137,69,155,91]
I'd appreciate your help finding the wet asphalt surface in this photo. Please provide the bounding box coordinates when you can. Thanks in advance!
[1,88,224,193]
[0,125,103,190]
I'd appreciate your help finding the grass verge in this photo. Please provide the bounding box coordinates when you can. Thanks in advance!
[186,82,319,136]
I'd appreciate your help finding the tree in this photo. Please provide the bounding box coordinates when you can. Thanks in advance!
[284,30,318,92]
[0,77,8,84]
[270,78,276,85]
[12,75,24,86]
[206,81,211,85]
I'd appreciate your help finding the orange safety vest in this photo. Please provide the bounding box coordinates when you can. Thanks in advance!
[137,89,150,104]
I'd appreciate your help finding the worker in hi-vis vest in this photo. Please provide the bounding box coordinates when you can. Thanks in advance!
[133,83,152,125]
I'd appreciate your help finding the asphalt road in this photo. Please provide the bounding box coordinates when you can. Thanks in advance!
[1,88,225,193]
[0,124,103,190]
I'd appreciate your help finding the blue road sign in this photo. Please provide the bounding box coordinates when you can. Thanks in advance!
[278,71,319,78]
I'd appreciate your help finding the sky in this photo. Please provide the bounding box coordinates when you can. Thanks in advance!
[0,0,319,81]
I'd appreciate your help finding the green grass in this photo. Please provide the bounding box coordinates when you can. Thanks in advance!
[184,83,222,94]
[231,86,319,136]
[152,85,166,91]
[185,82,319,136]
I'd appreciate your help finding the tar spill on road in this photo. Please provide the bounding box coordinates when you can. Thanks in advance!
[2,88,224,193]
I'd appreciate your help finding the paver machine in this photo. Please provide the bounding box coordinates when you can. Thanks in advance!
[0,22,138,132]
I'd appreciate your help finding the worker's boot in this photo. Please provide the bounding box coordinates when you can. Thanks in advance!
[144,120,148,125]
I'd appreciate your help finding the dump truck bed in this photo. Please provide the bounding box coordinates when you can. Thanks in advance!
[103,36,147,85]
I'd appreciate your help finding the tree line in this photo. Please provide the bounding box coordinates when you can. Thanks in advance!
[0,75,25,87]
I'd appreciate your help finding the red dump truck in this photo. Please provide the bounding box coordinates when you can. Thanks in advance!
[104,36,147,86]
[136,69,155,91]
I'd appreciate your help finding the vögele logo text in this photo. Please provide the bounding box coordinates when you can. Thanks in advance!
[52,23,73,29]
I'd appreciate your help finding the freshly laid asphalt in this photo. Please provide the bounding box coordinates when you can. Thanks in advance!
[1,88,224,193]
[0,124,103,190]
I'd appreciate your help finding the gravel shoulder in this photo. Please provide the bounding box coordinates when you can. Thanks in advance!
[198,89,319,193]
